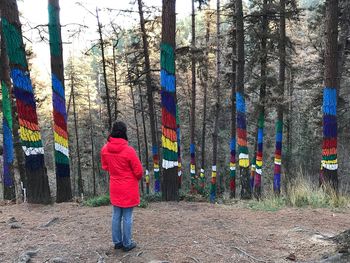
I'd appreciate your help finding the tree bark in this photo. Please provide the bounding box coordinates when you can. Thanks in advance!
[273,0,286,195]
[1,0,51,203]
[210,0,221,203]
[236,0,251,199]
[1,28,16,201]
[48,0,72,202]
[229,0,236,199]
[137,0,160,193]
[96,8,112,130]
[161,0,178,201]
[254,0,267,199]
[199,1,211,193]
[321,0,339,192]
[139,83,150,194]
[112,43,119,121]
[87,85,96,196]
[189,0,197,193]
[71,75,83,197]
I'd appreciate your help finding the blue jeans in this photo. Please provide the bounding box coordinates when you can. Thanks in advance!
[112,206,134,247]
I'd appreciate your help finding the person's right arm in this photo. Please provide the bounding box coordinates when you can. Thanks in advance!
[129,147,143,180]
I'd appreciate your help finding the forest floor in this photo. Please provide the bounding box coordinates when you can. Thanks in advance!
[0,201,349,263]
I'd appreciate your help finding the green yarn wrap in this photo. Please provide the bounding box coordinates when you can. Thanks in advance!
[1,18,27,67]
[48,4,61,56]
[160,42,175,74]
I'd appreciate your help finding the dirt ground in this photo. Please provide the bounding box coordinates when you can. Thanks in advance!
[0,201,349,263]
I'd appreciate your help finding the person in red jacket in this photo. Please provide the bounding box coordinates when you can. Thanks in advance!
[101,121,143,252]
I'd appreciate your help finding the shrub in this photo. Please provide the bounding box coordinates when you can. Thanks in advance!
[84,195,110,207]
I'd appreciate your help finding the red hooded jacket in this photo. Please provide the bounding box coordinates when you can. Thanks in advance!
[101,137,143,207]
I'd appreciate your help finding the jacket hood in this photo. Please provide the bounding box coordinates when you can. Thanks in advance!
[106,137,128,153]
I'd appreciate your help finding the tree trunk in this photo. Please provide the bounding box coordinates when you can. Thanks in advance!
[137,0,160,193]
[48,0,72,202]
[321,0,339,192]
[87,85,96,196]
[236,0,251,199]
[1,0,51,204]
[96,8,112,130]
[210,0,221,203]
[1,29,16,201]
[161,0,178,201]
[139,83,150,194]
[189,0,197,193]
[254,0,268,199]
[112,44,119,121]
[71,75,83,197]
[200,1,211,194]
[273,0,286,195]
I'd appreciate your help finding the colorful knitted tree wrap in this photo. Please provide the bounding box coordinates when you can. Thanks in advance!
[152,145,160,192]
[2,81,14,187]
[176,107,182,187]
[250,156,256,190]
[145,169,150,194]
[322,87,337,171]
[2,18,45,170]
[229,138,236,193]
[200,168,205,190]
[236,92,249,168]
[160,42,178,176]
[48,3,70,178]
[273,119,283,192]
[254,111,264,188]
[190,143,195,191]
[210,165,216,202]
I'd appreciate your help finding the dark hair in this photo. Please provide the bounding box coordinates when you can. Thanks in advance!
[110,121,128,141]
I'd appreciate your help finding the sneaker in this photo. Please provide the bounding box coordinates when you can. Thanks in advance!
[114,243,123,249]
[122,241,136,252]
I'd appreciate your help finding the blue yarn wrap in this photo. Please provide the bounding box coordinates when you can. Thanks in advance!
[323,87,337,116]
[160,69,175,92]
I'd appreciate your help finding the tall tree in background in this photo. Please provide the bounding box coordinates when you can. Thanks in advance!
[1,29,16,200]
[137,0,160,192]
[138,83,150,194]
[273,0,286,195]
[254,0,268,199]
[70,74,83,196]
[48,0,72,202]
[1,0,51,203]
[199,1,211,193]
[96,7,112,130]
[321,0,339,191]
[229,0,236,198]
[161,0,178,201]
[189,0,197,192]
[236,0,250,199]
[210,0,221,203]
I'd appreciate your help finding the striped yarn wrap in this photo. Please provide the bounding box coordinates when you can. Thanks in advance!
[250,156,256,190]
[190,143,195,191]
[229,138,236,193]
[2,17,45,170]
[322,87,337,171]
[160,42,178,175]
[273,119,283,192]
[48,3,70,178]
[176,108,182,187]
[145,169,150,194]
[210,165,216,203]
[236,92,249,168]
[2,81,14,187]
[152,145,160,192]
[254,111,264,188]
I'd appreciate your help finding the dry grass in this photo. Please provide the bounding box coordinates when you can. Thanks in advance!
[247,177,350,211]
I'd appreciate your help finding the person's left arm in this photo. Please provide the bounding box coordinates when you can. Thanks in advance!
[129,147,143,180]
